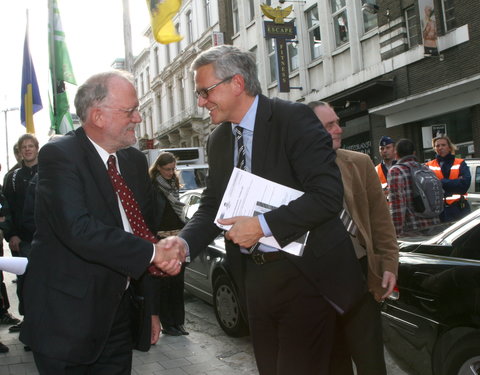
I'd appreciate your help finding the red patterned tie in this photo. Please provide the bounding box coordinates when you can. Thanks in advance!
[107,155,165,277]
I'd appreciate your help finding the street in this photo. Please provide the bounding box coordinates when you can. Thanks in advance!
[0,251,413,374]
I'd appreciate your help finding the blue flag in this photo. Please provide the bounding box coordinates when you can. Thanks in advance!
[21,20,43,134]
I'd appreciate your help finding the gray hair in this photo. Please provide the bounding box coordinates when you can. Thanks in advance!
[307,101,330,110]
[74,70,134,123]
[191,45,262,96]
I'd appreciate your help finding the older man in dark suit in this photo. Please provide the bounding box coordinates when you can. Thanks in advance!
[163,45,366,375]
[20,71,185,375]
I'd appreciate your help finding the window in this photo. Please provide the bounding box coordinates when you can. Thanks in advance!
[441,0,455,31]
[248,0,255,22]
[154,47,160,76]
[175,24,181,55]
[179,77,185,111]
[362,0,378,33]
[475,167,480,193]
[167,86,174,118]
[331,0,349,47]
[145,67,150,90]
[288,41,299,71]
[232,0,240,34]
[306,6,322,60]
[267,39,277,83]
[165,43,171,64]
[186,11,193,44]
[139,73,144,97]
[204,0,211,28]
[405,6,420,48]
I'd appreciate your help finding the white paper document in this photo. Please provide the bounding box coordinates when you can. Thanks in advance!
[215,168,308,256]
[0,257,28,275]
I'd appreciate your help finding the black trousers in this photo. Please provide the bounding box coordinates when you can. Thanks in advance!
[329,256,386,375]
[33,289,133,375]
[155,264,186,327]
[245,257,336,375]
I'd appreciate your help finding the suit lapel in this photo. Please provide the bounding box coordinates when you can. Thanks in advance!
[75,128,123,225]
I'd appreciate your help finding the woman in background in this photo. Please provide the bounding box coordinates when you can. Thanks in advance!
[149,152,188,336]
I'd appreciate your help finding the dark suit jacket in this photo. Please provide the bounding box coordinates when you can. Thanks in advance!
[180,95,366,313]
[20,127,156,363]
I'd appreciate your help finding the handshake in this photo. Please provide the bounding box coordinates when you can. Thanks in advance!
[150,236,187,277]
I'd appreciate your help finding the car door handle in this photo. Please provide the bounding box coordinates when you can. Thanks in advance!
[412,272,436,302]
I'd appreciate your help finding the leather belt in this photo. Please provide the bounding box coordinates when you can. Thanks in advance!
[246,248,286,265]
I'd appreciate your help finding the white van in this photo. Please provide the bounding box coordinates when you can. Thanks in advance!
[465,159,480,211]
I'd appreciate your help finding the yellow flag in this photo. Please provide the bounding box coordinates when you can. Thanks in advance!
[147,0,183,44]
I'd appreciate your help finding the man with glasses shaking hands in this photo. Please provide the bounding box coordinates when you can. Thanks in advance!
[20,71,185,375]
[162,45,366,375]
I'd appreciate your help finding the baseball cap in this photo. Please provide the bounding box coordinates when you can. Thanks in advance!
[379,136,395,146]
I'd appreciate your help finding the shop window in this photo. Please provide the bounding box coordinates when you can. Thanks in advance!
[331,0,349,47]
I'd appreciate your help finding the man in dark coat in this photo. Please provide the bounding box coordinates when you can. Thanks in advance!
[20,71,185,375]
[163,45,366,375]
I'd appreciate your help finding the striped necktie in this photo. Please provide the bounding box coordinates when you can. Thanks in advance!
[235,126,247,171]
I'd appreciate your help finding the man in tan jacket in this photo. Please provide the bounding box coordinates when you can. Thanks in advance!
[309,101,399,375]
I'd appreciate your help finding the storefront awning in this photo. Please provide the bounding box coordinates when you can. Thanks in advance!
[369,74,480,128]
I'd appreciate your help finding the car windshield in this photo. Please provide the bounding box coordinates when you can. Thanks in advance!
[178,168,208,191]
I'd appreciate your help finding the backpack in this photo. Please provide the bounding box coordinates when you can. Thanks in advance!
[397,161,444,218]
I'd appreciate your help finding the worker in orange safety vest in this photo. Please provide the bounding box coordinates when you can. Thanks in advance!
[376,136,396,197]
[426,135,471,222]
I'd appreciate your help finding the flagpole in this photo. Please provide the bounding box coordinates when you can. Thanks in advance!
[122,0,133,72]
[1,107,19,170]
[49,0,57,124]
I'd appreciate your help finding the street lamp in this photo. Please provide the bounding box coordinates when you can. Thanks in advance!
[1,107,19,170]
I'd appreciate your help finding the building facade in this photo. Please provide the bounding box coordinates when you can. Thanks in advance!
[133,0,480,163]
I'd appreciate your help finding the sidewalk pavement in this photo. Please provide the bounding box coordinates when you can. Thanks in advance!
[0,246,257,375]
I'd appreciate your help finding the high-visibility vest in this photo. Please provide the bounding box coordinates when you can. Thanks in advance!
[375,163,388,189]
[426,158,467,205]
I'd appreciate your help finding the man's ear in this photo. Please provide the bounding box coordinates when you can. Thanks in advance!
[89,107,105,128]
[231,74,245,95]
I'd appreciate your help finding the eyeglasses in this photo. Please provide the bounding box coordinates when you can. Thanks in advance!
[194,76,234,99]
[101,106,140,118]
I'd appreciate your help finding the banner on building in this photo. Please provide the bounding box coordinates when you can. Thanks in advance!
[418,0,439,56]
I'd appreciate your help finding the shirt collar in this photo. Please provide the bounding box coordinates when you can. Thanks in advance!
[231,95,259,133]
[87,136,116,169]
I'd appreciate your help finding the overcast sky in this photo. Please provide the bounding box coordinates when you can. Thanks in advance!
[0,0,150,176]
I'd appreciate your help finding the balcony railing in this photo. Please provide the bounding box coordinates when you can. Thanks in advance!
[158,104,206,135]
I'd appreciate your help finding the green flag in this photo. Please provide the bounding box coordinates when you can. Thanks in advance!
[49,0,76,134]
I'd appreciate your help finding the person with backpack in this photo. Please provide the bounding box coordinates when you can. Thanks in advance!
[426,135,471,222]
[388,139,441,237]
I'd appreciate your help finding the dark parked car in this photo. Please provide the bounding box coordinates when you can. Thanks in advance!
[382,209,480,375]
[179,190,249,337]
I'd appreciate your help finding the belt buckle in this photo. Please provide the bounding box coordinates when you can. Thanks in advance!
[251,249,266,265]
